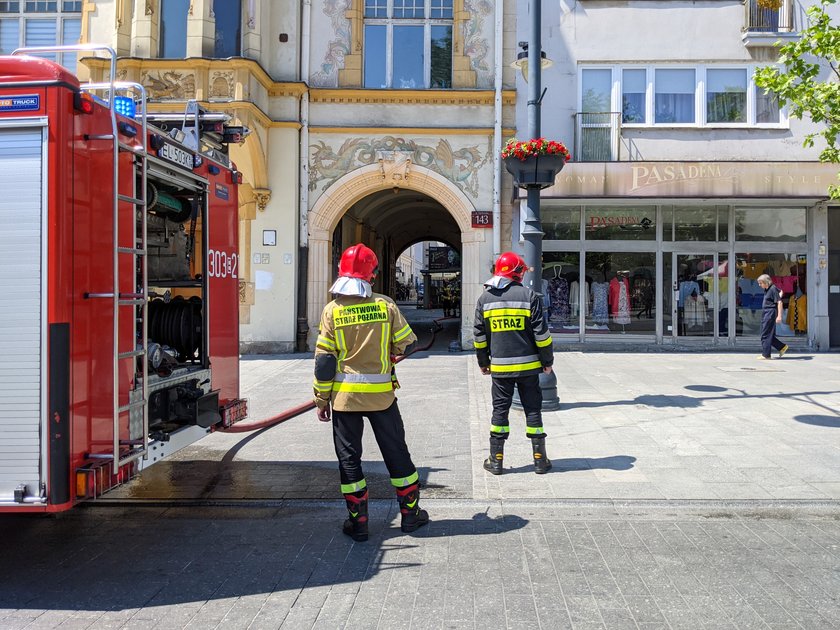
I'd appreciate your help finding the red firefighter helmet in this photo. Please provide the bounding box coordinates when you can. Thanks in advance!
[494,251,527,283]
[338,243,379,280]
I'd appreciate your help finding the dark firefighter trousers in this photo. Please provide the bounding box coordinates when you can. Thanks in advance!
[490,374,546,439]
[332,400,418,490]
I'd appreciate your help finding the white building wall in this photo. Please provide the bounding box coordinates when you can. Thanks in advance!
[240,127,300,352]
[521,0,836,161]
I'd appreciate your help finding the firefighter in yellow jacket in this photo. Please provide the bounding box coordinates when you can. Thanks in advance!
[314,243,429,542]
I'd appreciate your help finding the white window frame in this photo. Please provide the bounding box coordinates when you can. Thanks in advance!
[0,1,81,69]
[583,64,788,130]
[363,0,454,89]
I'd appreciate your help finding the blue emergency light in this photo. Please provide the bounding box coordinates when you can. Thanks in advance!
[113,96,136,118]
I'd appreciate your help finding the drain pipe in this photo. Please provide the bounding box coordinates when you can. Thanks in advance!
[492,0,504,257]
[296,0,312,351]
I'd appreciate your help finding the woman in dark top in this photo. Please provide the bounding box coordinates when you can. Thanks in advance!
[757,274,789,359]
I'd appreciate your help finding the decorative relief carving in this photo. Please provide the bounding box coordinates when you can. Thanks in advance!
[145,0,155,16]
[463,0,492,84]
[247,0,256,29]
[141,70,196,99]
[310,136,487,198]
[311,0,352,87]
[253,188,271,212]
[209,72,235,99]
[377,151,412,187]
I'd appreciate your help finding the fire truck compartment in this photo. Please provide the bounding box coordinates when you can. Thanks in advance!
[0,124,46,506]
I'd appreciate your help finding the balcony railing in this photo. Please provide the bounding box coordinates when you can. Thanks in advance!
[573,112,621,162]
[744,0,794,33]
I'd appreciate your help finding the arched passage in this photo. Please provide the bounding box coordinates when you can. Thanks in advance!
[307,162,487,348]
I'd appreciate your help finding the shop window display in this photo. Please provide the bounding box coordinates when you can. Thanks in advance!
[735,253,806,337]
[585,252,656,334]
[541,204,580,240]
[735,207,806,242]
[542,252,580,334]
[666,254,718,337]
[663,206,727,241]
[585,206,656,241]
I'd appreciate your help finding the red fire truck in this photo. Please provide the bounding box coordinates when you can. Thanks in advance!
[0,45,248,512]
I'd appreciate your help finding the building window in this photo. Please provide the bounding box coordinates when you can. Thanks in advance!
[582,65,786,128]
[0,0,80,71]
[213,0,241,58]
[622,68,646,124]
[363,0,453,89]
[655,69,696,124]
[706,69,747,123]
[160,0,189,58]
[756,84,780,124]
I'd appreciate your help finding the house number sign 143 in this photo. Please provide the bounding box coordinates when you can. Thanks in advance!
[472,211,493,228]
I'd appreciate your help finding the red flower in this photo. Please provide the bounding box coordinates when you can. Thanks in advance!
[501,137,571,161]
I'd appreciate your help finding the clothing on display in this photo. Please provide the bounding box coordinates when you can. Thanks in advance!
[609,276,631,325]
[683,294,707,327]
[570,280,589,318]
[591,281,609,324]
[547,276,571,324]
[677,279,700,308]
[786,293,807,332]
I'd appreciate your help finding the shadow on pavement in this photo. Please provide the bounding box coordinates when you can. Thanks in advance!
[0,507,528,612]
[559,388,840,414]
[794,414,840,428]
[506,455,637,475]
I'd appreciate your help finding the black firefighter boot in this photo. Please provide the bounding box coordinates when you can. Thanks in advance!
[342,490,369,542]
[483,436,505,475]
[396,483,429,533]
[531,437,553,474]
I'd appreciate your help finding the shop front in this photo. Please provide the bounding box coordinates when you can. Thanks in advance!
[526,161,836,350]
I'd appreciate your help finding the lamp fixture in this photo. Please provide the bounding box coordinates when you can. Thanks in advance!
[510,42,553,82]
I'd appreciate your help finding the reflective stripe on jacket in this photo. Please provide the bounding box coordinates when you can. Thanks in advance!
[474,282,553,378]
[314,293,417,411]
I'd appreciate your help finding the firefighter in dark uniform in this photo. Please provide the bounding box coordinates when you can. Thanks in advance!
[474,251,554,475]
[313,243,429,542]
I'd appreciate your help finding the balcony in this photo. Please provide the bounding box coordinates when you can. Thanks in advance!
[742,0,799,47]
[573,112,621,162]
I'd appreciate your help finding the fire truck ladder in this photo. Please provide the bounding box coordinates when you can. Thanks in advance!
[13,45,150,476]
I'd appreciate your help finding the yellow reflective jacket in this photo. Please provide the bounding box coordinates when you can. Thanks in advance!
[314,293,417,412]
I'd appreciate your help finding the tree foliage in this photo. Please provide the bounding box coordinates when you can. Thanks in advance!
[754,0,840,196]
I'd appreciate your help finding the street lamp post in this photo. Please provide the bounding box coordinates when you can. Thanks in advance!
[518,0,561,411]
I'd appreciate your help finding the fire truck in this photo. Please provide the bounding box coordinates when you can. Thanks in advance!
[0,45,248,512]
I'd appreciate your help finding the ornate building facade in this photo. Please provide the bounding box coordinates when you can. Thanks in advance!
[84,0,515,352]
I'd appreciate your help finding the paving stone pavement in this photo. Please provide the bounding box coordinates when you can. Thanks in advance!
[3,309,840,628]
[0,503,839,629]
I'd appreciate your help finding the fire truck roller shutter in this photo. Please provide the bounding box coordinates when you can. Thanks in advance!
[0,126,44,505]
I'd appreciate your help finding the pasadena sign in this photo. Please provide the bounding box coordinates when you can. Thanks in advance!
[541,161,838,198]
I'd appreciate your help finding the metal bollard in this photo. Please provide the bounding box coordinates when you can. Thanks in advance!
[512,369,561,411]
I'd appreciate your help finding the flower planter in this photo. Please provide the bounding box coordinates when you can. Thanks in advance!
[504,153,567,189]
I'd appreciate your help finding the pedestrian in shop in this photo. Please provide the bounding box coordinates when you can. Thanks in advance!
[757,273,789,359]
[474,251,554,475]
[313,243,429,542]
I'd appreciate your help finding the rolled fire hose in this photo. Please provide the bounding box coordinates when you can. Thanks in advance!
[219,316,452,433]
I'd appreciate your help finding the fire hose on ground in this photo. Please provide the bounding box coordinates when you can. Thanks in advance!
[219,316,456,433]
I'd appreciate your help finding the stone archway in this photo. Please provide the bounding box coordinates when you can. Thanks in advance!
[308,162,486,348]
